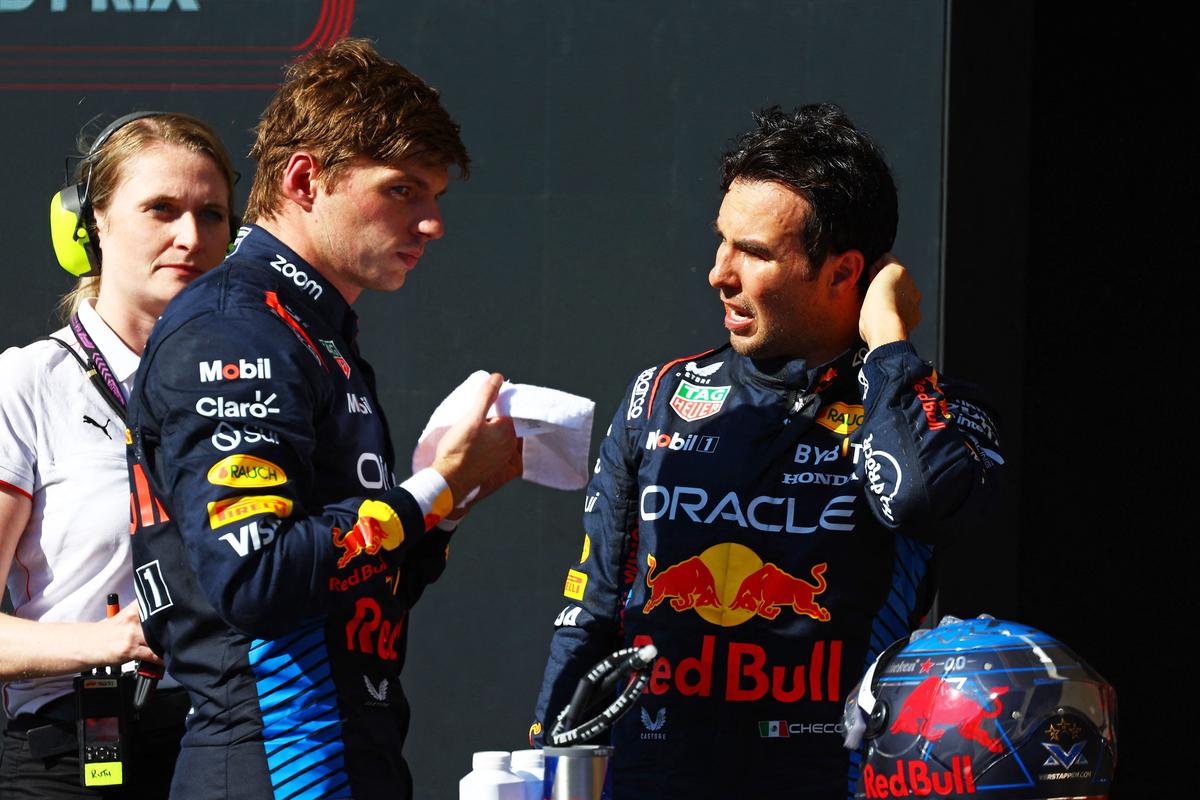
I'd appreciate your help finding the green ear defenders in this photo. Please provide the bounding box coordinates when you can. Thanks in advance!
[50,111,167,278]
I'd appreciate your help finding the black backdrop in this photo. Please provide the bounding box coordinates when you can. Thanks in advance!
[943,4,1186,796]
[1,1,1179,797]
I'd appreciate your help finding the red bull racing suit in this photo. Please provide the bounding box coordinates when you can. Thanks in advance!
[533,343,1002,799]
[126,226,456,800]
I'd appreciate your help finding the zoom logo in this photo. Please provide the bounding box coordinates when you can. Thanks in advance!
[270,254,323,300]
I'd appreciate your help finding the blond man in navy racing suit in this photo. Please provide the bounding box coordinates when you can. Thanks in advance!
[126,40,521,800]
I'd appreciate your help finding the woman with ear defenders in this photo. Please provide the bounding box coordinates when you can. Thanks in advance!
[0,112,237,798]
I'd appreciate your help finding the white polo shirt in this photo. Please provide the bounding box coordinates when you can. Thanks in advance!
[0,299,153,717]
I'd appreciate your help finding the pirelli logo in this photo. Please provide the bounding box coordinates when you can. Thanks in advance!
[129,463,171,534]
[207,495,293,529]
[564,569,588,600]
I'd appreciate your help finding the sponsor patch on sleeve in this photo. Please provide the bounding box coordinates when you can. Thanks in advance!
[206,454,287,488]
[946,398,1000,445]
[357,499,406,551]
[564,569,588,600]
[912,373,950,431]
[331,500,407,570]
[207,495,294,529]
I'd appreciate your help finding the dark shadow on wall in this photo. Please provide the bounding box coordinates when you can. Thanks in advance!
[942,2,1187,796]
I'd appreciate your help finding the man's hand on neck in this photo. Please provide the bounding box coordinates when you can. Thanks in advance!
[859,256,921,351]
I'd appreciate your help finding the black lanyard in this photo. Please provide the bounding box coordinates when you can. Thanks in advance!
[44,313,128,423]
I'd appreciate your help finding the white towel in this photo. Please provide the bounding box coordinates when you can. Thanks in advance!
[412,371,595,491]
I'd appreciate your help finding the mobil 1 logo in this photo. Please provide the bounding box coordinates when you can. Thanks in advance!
[645,429,719,454]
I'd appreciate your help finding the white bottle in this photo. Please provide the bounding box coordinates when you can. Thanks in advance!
[510,749,545,800]
[459,751,526,800]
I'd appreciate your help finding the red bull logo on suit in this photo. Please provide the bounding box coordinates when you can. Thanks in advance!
[643,543,831,627]
[634,633,842,704]
[637,545,839,702]
[331,499,406,569]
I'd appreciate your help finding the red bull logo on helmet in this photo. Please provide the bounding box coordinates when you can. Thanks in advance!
[862,756,977,797]
[889,676,1009,754]
[643,543,831,626]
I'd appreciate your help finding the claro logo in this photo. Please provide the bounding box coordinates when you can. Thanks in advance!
[270,254,323,300]
[195,391,280,419]
[1,1,198,10]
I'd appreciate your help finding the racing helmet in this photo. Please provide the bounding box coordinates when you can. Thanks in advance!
[843,615,1116,799]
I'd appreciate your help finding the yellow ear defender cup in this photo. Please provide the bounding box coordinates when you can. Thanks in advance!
[50,183,97,278]
[49,111,165,278]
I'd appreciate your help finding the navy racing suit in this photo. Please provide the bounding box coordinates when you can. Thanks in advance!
[532,342,1003,799]
[127,226,456,800]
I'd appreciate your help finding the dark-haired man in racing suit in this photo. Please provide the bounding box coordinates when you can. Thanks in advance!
[126,40,520,800]
[532,104,1003,798]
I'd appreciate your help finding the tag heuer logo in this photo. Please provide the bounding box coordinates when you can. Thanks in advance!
[669,380,730,422]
